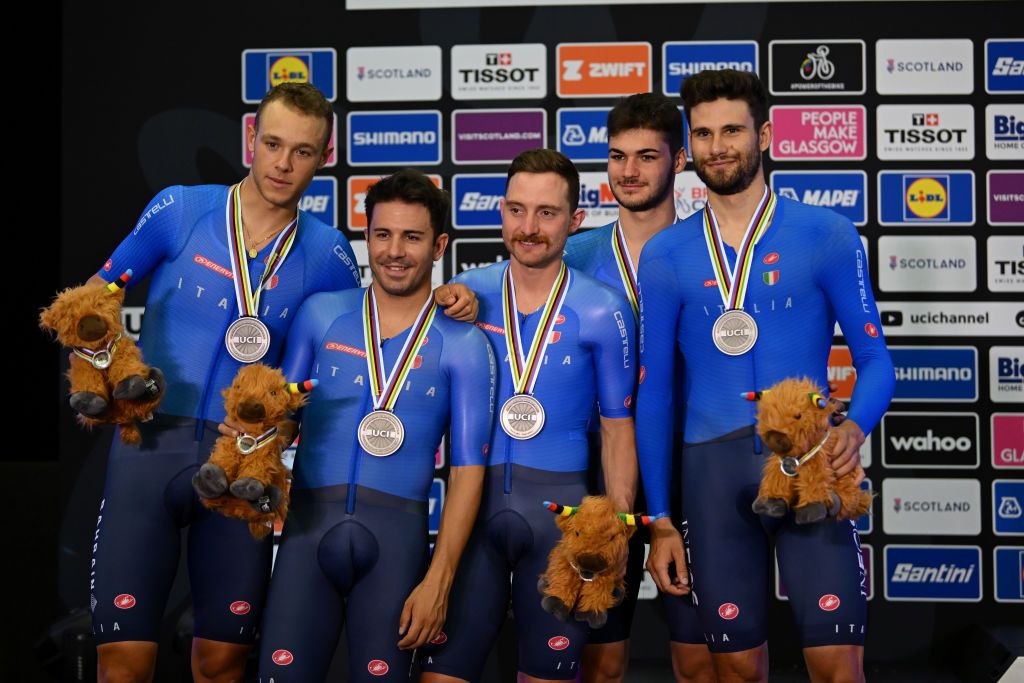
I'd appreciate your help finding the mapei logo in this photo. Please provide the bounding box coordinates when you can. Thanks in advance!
[884,545,982,602]
[241,112,337,168]
[346,45,442,102]
[451,43,547,100]
[889,346,978,402]
[877,171,975,226]
[453,174,505,229]
[429,478,445,535]
[769,106,866,160]
[578,172,620,228]
[876,105,975,161]
[349,175,441,230]
[242,48,337,103]
[881,413,979,469]
[557,108,611,163]
[986,104,1024,160]
[875,39,973,95]
[662,41,758,96]
[990,346,1024,403]
[768,40,865,95]
[557,43,652,98]
[770,171,866,225]
[298,177,337,227]
[347,111,442,166]
[985,39,1024,94]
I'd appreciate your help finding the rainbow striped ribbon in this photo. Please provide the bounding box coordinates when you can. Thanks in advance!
[225,180,298,319]
[702,187,777,312]
[501,262,571,396]
[362,288,437,412]
[610,222,640,319]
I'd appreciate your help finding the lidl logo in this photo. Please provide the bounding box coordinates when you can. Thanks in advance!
[878,171,975,226]
[905,176,948,220]
[242,48,337,103]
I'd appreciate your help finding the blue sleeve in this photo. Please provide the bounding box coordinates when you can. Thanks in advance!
[581,288,636,420]
[316,230,361,292]
[816,219,895,435]
[634,252,682,518]
[98,186,188,284]
[281,295,330,384]
[443,325,496,467]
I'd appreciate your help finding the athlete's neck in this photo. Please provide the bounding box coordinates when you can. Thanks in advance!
[239,175,297,246]
[618,197,678,269]
[370,280,434,340]
[707,175,768,250]
[509,258,563,314]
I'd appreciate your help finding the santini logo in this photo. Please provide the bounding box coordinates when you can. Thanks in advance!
[891,562,975,584]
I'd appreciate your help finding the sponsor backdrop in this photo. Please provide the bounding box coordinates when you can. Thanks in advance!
[56,1,1019,677]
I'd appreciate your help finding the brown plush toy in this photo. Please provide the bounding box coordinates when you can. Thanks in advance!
[537,496,657,629]
[39,271,164,444]
[746,377,871,524]
[192,363,314,539]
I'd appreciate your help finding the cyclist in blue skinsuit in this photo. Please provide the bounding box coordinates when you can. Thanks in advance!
[420,150,638,683]
[84,84,475,682]
[636,70,894,683]
[563,93,713,683]
[257,170,494,682]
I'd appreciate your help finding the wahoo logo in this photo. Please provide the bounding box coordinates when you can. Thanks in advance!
[368,660,389,676]
[548,636,570,650]
[114,594,136,610]
[229,600,251,615]
[718,602,739,620]
[819,594,841,611]
[272,649,294,665]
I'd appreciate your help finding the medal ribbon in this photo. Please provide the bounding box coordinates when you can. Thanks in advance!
[501,262,571,395]
[702,187,777,311]
[362,288,437,412]
[73,333,122,367]
[610,222,640,319]
[797,429,832,467]
[237,426,278,454]
[225,180,298,319]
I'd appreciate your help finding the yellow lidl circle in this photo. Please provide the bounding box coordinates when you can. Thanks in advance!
[905,177,947,219]
[269,56,310,87]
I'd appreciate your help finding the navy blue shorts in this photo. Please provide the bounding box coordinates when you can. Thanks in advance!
[683,428,867,653]
[90,416,272,645]
[258,485,428,682]
[419,464,590,681]
[661,518,706,645]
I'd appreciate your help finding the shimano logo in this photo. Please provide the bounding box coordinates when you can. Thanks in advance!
[668,60,754,76]
[894,366,973,382]
[353,131,436,146]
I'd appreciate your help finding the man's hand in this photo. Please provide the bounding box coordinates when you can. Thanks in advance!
[397,577,448,650]
[830,418,865,484]
[434,283,477,322]
[217,418,242,438]
[646,518,690,597]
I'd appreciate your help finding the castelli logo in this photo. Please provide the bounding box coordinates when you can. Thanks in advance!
[819,594,841,611]
[103,259,113,272]
[556,314,566,324]
[624,395,633,408]
[368,660,389,676]
[639,366,646,384]
[114,594,136,609]
[266,275,279,290]
[272,649,294,666]
[430,631,448,645]
[229,600,251,615]
[763,252,780,265]
[703,279,718,288]
[718,602,739,620]
[548,636,570,651]
[864,323,878,338]
[482,443,489,456]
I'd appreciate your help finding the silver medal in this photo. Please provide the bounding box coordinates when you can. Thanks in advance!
[225,318,271,363]
[500,394,546,440]
[712,310,758,356]
[237,434,258,455]
[91,350,112,370]
[358,410,405,457]
[780,456,800,477]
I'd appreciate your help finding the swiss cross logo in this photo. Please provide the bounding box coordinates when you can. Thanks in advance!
[229,600,251,615]
[548,635,570,651]
[819,594,841,611]
[368,660,389,676]
[718,602,739,620]
[103,259,113,272]
[763,252,780,265]
[913,112,940,126]
[272,649,294,666]
[430,631,448,645]
[864,323,879,338]
[114,594,136,610]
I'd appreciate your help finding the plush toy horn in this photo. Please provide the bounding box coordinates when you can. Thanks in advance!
[287,379,319,394]
[741,390,766,401]
[617,512,662,526]
[809,392,828,409]
[105,270,133,293]
[544,501,578,517]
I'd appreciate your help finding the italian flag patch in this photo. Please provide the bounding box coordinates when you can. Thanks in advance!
[763,270,779,285]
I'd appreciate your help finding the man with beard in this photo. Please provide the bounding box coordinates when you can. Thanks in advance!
[419,149,637,683]
[257,169,494,681]
[562,93,713,683]
[635,70,894,682]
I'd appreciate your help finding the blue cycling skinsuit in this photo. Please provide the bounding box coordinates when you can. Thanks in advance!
[564,222,704,646]
[90,185,360,645]
[635,195,894,653]
[419,261,636,681]
[257,287,495,681]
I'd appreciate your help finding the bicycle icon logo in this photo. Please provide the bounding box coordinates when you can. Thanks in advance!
[800,46,835,81]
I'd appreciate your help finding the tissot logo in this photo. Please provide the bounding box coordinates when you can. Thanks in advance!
[884,545,982,602]
[987,236,1024,291]
[346,46,442,102]
[990,346,1024,403]
[883,478,981,536]
[875,39,973,95]
[881,413,979,469]
[451,44,547,100]
[876,105,974,160]
[878,235,976,293]
[768,40,865,95]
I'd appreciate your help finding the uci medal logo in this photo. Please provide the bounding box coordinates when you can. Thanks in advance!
[712,310,758,356]
[358,410,405,457]
[500,394,545,440]
[91,350,112,370]
[225,318,271,363]
[780,456,800,477]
